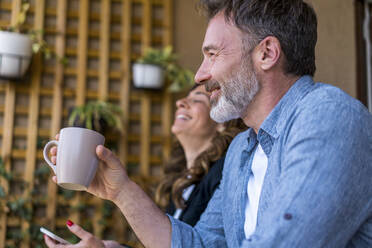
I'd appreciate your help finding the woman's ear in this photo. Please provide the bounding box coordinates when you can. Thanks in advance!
[216,123,225,133]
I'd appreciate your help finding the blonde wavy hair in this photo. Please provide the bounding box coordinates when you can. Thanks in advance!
[155,118,247,209]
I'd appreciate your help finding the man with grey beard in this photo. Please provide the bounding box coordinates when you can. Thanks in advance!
[43,1,372,248]
[206,54,260,123]
[187,0,372,247]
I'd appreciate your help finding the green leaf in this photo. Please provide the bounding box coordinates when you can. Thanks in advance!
[68,108,78,126]
[0,186,6,198]
[68,101,123,133]
[34,166,50,178]
[59,57,68,66]
[61,189,75,200]
[167,66,195,93]
[0,158,12,181]
[137,46,176,67]
[32,43,41,53]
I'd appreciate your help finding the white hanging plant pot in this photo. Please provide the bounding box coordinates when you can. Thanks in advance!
[0,31,32,79]
[132,63,165,89]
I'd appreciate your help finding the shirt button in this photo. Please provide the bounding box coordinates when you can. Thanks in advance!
[284,213,293,220]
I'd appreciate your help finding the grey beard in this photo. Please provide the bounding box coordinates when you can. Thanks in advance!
[210,69,260,123]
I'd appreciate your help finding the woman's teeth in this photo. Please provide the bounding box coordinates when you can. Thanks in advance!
[176,114,191,120]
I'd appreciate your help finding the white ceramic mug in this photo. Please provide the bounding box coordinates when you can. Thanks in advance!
[43,127,105,191]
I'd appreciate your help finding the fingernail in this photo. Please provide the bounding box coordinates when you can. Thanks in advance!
[67,220,74,226]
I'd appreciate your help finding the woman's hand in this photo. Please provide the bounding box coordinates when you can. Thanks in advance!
[50,134,129,202]
[102,240,125,248]
[43,221,125,248]
[44,221,105,248]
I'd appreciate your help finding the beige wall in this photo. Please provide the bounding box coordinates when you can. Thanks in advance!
[311,0,357,97]
[173,0,207,73]
[174,0,358,97]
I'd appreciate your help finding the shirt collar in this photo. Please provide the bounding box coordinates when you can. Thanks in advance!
[257,75,315,156]
[246,129,258,153]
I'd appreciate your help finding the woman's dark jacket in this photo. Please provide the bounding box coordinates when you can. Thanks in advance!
[166,155,225,226]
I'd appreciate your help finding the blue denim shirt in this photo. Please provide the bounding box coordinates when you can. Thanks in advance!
[168,76,372,247]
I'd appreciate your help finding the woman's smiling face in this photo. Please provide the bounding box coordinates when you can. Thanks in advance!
[171,85,219,139]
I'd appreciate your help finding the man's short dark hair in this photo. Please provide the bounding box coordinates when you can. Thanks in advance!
[199,0,317,77]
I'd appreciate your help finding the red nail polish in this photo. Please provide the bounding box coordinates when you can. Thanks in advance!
[67,220,74,226]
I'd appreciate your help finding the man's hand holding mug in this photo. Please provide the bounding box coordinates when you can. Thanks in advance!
[43,127,129,203]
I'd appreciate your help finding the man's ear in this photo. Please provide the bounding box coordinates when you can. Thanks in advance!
[255,36,281,71]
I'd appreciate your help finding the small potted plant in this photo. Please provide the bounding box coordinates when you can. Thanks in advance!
[133,46,195,92]
[68,101,123,134]
[0,2,56,79]
[132,46,176,89]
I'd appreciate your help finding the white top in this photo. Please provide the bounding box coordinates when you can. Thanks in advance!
[244,143,268,238]
[173,184,196,219]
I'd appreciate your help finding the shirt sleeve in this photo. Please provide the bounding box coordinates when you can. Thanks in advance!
[242,102,372,247]
[168,177,227,247]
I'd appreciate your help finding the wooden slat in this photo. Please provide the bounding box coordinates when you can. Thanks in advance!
[116,2,131,239]
[0,106,163,124]
[0,127,49,137]
[0,20,9,27]
[161,0,173,162]
[0,127,164,143]
[0,44,138,62]
[0,84,164,102]
[0,1,21,247]
[140,94,151,176]
[0,105,66,116]
[2,22,163,42]
[21,0,45,246]
[43,66,122,79]
[119,0,132,167]
[71,0,89,229]
[0,0,165,11]
[0,105,68,117]
[163,0,173,45]
[9,149,162,164]
[50,10,164,27]
[98,0,110,101]
[140,0,152,177]
[0,18,164,33]
[76,0,89,106]
[92,197,104,238]
[0,85,16,248]
[47,0,67,231]
[94,0,111,239]
[142,0,152,51]
[42,27,163,43]
[66,48,125,60]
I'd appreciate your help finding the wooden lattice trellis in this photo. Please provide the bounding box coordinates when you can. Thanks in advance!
[0,0,173,247]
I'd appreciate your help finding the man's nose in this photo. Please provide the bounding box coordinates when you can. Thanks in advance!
[195,61,212,84]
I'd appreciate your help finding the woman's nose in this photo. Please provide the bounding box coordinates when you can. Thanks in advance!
[176,98,188,109]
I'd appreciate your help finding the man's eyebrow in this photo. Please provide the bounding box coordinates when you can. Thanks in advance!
[202,45,218,53]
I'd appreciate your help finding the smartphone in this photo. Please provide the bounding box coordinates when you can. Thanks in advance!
[40,227,72,245]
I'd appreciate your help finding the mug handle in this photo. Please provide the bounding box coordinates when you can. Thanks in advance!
[43,140,58,174]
